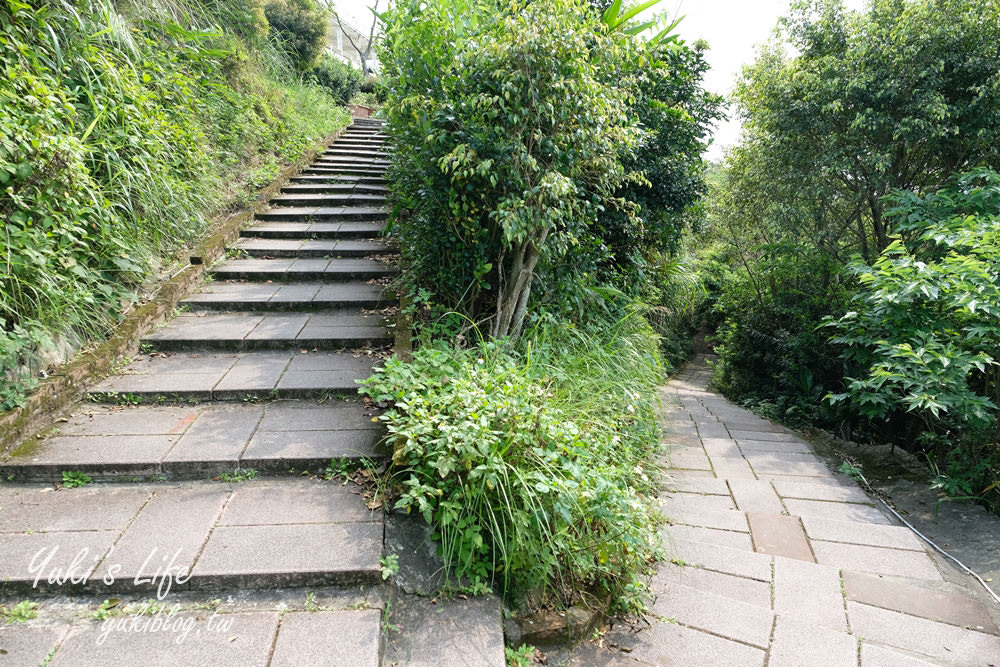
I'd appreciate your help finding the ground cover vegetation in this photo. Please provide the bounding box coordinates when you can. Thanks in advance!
[362,0,722,614]
[697,0,1000,508]
[0,0,352,409]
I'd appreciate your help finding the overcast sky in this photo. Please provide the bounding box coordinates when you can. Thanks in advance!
[329,0,868,159]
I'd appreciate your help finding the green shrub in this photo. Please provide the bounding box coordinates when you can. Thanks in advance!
[826,170,1000,500]
[361,314,664,612]
[310,55,363,105]
[0,0,348,395]
[262,0,328,70]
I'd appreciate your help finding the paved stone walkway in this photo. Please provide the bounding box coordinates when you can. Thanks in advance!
[0,119,506,666]
[569,355,1000,667]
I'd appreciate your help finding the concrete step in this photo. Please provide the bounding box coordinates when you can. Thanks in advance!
[322,149,389,158]
[268,194,386,207]
[289,174,386,185]
[332,140,386,148]
[181,281,396,311]
[140,311,393,351]
[254,206,387,222]
[210,258,396,281]
[233,238,390,258]
[300,166,388,176]
[281,183,388,194]
[0,606,382,666]
[0,478,383,592]
[87,350,381,401]
[240,221,385,240]
[0,400,385,481]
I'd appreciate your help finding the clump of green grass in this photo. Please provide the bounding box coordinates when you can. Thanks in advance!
[361,311,664,614]
[0,0,349,401]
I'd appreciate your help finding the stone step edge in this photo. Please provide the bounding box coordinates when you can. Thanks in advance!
[139,333,394,353]
[0,449,388,483]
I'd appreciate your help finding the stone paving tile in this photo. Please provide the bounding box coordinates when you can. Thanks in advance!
[801,516,925,550]
[728,430,800,442]
[91,372,221,396]
[847,601,1000,666]
[662,501,749,532]
[652,582,774,648]
[707,455,757,478]
[843,571,998,634]
[562,642,657,667]
[382,595,505,667]
[190,522,382,585]
[611,622,765,667]
[0,486,149,532]
[246,314,309,339]
[696,423,730,439]
[93,485,227,584]
[8,434,176,470]
[257,401,379,431]
[783,498,891,524]
[164,405,262,465]
[270,610,380,667]
[768,616,856,667]
[813,542,942,580]
[773,557,846,630]
[48,612,279,667]
[665,447,712,471]
[668,538,773,581]
[0,531,119,586]
[275,370,368,392]
[241,429,380,465]
[859,642,957,667]
[55,406,201,436]
[771,477,871,503]
[219,482,372,525]
[212,353,291,393]
[660,474,731,496]
[664,524,755,550]
[700,437,742,458]
[727,479,785,513]
[663,491,737,512]
[747,513,814,562]
[659,433,702,447]
[747,457,832,477]
[736,439,813,454]
[0,625,68,666]
[653,562,771,609]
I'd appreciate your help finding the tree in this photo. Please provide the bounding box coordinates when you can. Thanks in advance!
[730,0,1000,261]
[327,0,380,77]
[263,0,328,70]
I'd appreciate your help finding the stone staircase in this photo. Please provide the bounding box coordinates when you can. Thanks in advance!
[0,119,505,666]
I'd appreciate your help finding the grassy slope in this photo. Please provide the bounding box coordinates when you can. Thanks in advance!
[0,0,349,407]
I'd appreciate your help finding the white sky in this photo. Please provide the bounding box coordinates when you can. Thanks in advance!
[329,0,869,160]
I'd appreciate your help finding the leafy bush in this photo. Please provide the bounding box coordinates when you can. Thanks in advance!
[310,54,363,105]
[262,0,328,70]
[826,170,1000,499]
[0,0,348,402]
[361,314,664,612]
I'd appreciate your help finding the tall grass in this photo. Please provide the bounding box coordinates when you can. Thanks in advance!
[0,0,349,407]
[361,310,665,613]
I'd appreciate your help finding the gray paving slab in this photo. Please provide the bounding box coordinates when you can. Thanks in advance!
[609,622,765,667]
[664,524,755,550]
[258,401,380,431]
[847,601,1000,666]
[218,482,373,525]
[382,595,506,667]
[241,428,380,465]
[667,538,773,581]
[93,485,228,587]
[48,612,279,667]
[270,610,381,667]
[0,486,149,532]
[55,406,201,436]
[773,557,847,631]
[801,516,925,550]
[0,531,118,588]
[164,405,262,465]
[813,541,943,580]
[651,581,775,647]
[6,435,176,471]
[768,616,856,667]
[190,522,382,586]
[652,562,771,609]
[0,625,68,666]
[783,498,892,524]
[212,353,291,392]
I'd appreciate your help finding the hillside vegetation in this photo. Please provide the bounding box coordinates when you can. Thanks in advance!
[0,0,350,408]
